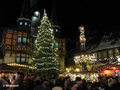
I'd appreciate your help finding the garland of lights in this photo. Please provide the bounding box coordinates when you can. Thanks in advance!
[32,10,60,74]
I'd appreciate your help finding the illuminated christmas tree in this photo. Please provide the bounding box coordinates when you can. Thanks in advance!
[32,10,60,76]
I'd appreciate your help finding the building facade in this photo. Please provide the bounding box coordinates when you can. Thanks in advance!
[66,26,120,73]
[0,0,66,72]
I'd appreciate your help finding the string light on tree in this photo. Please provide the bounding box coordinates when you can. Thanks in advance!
[32,9,60,76]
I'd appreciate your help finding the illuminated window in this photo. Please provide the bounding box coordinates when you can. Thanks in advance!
[26,58,28,62]
[23,37,27,43]
[108,49,113,57]
[29,24,30,27]
[56,29,58,32]
[27,39,30,43]
[16,57,20,63]
[17,37,30,44]
[102,50,107,58]
[98,52,102,59]
[18,37,22,43]
[25,22,27,25]
[55,42,59,48]
[114,48,119,56]
[20,22,22,25]
[21,58,25,63]
[16,57,28,63]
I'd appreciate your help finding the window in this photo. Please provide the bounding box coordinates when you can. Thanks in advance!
[23,37,27,43]
[55,42,59,48]
[29,24,30,27]
[102,50,107,58]
[20,22,22,25]
[56,29,58,32]
[17,37,30,44]
[27,39,29,43]
[18,37,22,43]
[26,58,28,62]
[108,49,113,57]
[16,57,28,63]
[21,58,25,63]
[16,57,20,63]
[25,22,27,25]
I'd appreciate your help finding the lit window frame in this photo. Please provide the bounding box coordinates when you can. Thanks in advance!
[55,42,59,48]
[25,22,27,25]
[20,22,22,25]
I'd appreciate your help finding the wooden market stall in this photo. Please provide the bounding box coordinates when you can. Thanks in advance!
[93,63,120,76]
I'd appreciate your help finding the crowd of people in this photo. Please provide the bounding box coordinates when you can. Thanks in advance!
[0,72,120,90]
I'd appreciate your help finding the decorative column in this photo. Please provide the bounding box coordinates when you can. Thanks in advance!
[79,26,86,51]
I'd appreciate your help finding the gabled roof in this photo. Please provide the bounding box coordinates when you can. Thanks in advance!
[90,30,120,52]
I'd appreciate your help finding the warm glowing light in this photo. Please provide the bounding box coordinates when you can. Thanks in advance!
[112,67,116,70]
[104,70,111,74]
[76,68,80,72]
[118,58,120,62]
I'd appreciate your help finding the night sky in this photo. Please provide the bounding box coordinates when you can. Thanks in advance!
[1,0,120,51]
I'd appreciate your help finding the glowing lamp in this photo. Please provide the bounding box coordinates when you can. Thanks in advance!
[118,57,120,62]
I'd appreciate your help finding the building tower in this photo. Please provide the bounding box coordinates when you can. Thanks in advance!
[0,0,35,72]
[50,1,66,71]
[15,0,32,65]
[30,0,40,37]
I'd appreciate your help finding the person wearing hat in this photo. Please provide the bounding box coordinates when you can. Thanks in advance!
[71,77,87,90]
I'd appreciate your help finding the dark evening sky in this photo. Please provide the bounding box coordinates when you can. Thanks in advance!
[1,0,120,51]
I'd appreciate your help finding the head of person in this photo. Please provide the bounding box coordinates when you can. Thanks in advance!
[92,82,102,90]
[86,82,92,90]
[9,75,16,83]
[42,79,48,87]
[75,77,82,85]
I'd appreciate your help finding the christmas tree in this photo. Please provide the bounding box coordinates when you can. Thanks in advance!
[32,10,60,76]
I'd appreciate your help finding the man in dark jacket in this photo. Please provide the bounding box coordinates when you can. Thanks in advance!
[110,76,120,90]
[34,79,49,90]
[71,77,87,90]
[0,80,4,90]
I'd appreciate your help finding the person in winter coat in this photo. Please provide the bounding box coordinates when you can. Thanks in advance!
[110,76,120,90]
[71,77,87,90]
